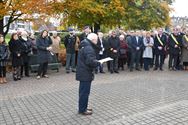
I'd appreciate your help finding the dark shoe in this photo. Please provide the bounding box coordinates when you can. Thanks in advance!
[114,71,119,73]
[87,108,93,111]
[13,77,17,81]
[153,67,158,71]
[136,68,141,71]
[66,71,70,73]
[130,69,133,72]
[25,75,30,77]
[100,71,105,73]
[160,68,163,71]
[72,70,76,73]
[110,70,113,74]
[17,77,21,80]
[79,111,92,115]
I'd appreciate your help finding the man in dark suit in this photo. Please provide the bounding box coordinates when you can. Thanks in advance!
[76,33,101,115]
[108,31,120,73]
[126,31,134,68]
[154,28,167,71]
[168,28,182,71]
[130,31,144,71]
[176,26,184,70]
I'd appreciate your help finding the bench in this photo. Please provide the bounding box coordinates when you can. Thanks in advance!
[29,54,61,73]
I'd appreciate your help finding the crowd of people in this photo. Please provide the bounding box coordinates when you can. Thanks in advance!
[0,25,188,84]
[78,26,188,74]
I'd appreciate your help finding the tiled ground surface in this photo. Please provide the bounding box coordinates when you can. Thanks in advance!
[0,67,188,125]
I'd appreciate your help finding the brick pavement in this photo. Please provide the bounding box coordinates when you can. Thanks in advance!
[0,67,188,125]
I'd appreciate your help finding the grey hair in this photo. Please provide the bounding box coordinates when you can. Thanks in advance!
[119,34,125,39]
[87,33,98,41]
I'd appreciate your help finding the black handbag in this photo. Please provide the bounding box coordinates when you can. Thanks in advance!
[120,48,126,54]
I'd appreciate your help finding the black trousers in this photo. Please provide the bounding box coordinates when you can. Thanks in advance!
[110,57,118,72]
[168,54,178,69]
[143,58,151,71]
[13,66,21,79]
[0,66,6,77]
[118,58,126,69]
[130,51,141,69]
[155,54,164,69]
[21,62,30,76]
[127,51,131,68]
[37,62,48,76]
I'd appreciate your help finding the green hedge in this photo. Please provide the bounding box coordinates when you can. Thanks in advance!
[5,34,11,44]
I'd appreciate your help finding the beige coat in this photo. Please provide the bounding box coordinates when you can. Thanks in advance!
[182,35,188,63]
[51,36,61,54]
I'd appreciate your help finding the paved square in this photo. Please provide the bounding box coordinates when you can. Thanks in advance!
[0,67,188,125]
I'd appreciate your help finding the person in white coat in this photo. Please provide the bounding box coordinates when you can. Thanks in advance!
[143,32,154,71]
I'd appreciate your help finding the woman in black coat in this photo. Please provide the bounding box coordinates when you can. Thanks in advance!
[20,31,32,77]
[0,34,9,83]
[9,33,23,81]
[36,30,52,79]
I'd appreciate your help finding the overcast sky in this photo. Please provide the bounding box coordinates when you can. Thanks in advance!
[171,0,187,17]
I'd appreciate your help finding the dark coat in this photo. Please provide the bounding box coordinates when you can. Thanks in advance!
[20,38,32,63]
[154,34,167,55]
[126,35,133,52]
[36,36,52,64]
[64,34,76,54]
[168,33,182,55]
[108,36,120,58]
[76,39,100,81]
[0,44,9,61]
[104,36,111,57]
[9,39,23,67]
[130,36,144,52]
[79,32,88,42]
[119,40,128,58]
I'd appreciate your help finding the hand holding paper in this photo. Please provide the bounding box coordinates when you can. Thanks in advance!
[98,57,113,64]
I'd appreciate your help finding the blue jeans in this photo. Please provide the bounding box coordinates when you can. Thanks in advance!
[66,53,76,71]
[79,81,91,113]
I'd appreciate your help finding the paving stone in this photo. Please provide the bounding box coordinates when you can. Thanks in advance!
[1,67,188,124]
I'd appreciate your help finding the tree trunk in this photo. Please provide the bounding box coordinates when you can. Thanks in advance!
[0,18,4,36]
[0,0,4,36]
[94,22,100,33]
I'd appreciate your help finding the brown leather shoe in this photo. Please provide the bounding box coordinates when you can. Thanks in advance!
[2,78,7,83]
[87,108,93,111]
[0,78,3,84]
[79,111,92,115]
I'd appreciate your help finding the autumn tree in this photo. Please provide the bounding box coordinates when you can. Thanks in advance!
[59,0,172,31]
[0,0,58,36]
[59,0,126,32]
[124,0,171,30]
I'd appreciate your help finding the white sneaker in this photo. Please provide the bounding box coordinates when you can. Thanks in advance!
[36,76,41,79]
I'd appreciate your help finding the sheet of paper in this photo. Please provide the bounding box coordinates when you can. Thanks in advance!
[98,57,113,64]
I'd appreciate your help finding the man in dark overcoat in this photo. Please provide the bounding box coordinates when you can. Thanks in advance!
[76,33,101,115]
